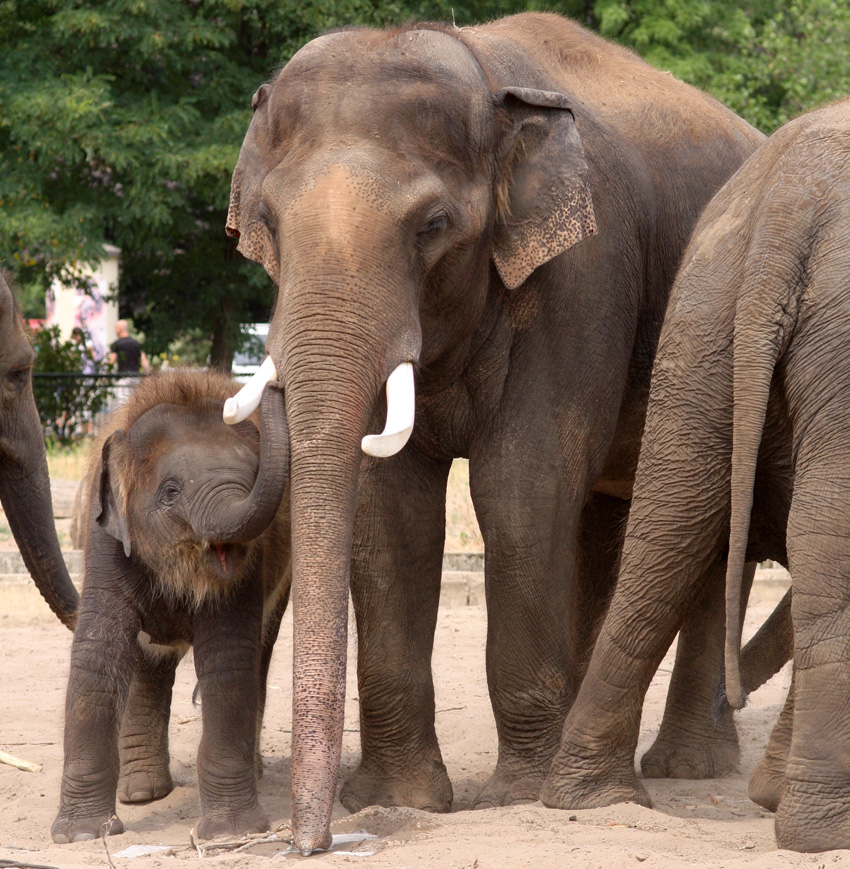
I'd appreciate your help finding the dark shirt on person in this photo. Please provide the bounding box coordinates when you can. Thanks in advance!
[110,336,143,373]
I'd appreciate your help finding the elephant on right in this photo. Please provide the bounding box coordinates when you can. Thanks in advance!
[543,98,850,853]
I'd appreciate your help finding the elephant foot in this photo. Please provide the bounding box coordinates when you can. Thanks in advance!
[640,722,739,779]
[340,761,452,814]
[776,780,850,852]
[541,743,651,811]
[52,810,125,844]
[473,766,544,809]
[748,757,784,812]
[117,765,173,804]
[197,803,269,840]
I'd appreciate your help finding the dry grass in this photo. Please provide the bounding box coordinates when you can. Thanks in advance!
[46,439,92,481]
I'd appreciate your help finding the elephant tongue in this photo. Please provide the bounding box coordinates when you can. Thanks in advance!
[215,544,228,573]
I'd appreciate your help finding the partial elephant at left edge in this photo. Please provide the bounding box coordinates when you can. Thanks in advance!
[0,269,78,630]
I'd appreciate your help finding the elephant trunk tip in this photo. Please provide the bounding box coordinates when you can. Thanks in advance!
[293,826,333,856]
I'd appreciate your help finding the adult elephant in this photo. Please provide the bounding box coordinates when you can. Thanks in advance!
[224,13,762,854]
[546,99,850,852]
[0,270,78,629]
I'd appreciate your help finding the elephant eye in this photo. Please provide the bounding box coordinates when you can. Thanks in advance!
[417,211,450,244]
[5,367,30,391]
[158,480,182,507]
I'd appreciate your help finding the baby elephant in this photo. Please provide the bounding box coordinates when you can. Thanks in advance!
[52,370,290,843]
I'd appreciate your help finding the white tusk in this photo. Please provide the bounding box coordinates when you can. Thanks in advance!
[223,355,277,425]
[361,362,415,458]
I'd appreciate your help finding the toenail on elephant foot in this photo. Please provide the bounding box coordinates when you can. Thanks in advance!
[340,765,452,814]
[473,769,544,809]
[196,805,269,840]
[640,734,739,780]
[52,812,125,844]
[117,768,174,804]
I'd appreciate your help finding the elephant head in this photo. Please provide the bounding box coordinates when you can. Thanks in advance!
[0,271,78,629]
[93,373,288,605]
[225,25,596,853]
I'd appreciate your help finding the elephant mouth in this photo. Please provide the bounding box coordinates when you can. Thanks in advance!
[147,539,255,608]
[205,542,243,582]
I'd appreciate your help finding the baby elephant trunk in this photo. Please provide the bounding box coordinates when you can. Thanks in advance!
[196,382,288,543]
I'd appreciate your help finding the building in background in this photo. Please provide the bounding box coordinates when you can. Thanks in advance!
[45,244,120,361]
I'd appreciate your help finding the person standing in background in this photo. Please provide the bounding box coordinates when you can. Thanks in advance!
[71,326,96,374]
[108,319,150,374]
[108,319,149,408]
[71,326,97,435]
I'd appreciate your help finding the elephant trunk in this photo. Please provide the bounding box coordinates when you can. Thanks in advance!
[276,292,416,853]
[194,382,288,543]
[286,365,374,854]
[0,401,78,629]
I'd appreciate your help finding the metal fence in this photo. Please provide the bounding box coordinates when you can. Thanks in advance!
[32,372,145,442]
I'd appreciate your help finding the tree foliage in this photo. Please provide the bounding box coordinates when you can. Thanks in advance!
[2,0,848,368]
[0,0,541,366]
[594,0,850,133]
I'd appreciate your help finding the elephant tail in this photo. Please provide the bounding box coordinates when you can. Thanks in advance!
[723,225,804,709]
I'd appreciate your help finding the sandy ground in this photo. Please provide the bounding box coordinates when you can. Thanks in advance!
[1,573,844,869]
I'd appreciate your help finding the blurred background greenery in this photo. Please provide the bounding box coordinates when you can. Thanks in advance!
[2,0,848,369]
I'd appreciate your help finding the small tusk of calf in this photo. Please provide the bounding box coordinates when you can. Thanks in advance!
[223,355,278,424]
[361,362,415,458]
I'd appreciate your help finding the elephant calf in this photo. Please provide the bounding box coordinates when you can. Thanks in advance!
[52,370,290,843]
[546,98,850,853]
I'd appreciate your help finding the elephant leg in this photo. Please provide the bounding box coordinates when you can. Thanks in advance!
[469,439,582,809]
[340,450,452,814]
[776,442,850,851]
[193,579,269,839]
[540,333,734,809]
[117,644,181,804]
[52,552,140,843]
[641,561,755,779]
[571,492,630,695]
[740,588,793,694]
[542,546,728,810]
[255,589,289,780]
[749,669,793,812]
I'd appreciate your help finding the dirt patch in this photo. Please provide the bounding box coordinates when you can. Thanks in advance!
[2,576,840,868]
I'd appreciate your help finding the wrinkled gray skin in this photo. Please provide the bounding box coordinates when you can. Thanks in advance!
[733,590,793,813]
[52,371,290,843]
[226,13,763,852]
[0,271,78,629]
[548,99,850,853]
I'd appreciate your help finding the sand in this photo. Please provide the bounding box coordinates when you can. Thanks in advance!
[0,571,842,869]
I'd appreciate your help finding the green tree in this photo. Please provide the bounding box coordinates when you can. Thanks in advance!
[0,0,549,367]
[591,0,850,133]
[4,0,849,369]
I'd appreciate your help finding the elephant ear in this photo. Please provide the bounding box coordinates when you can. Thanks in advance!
[225,86,282,284]
[492,87,597,290]
[94,430,132,558]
